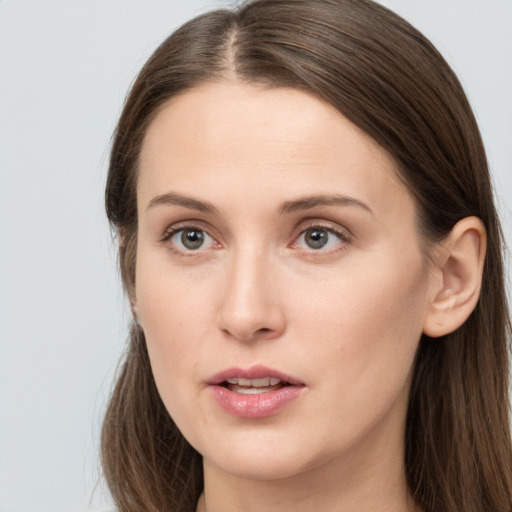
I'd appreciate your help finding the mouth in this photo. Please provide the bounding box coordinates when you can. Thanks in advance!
[207,365,305,418]
[222,377,290,395]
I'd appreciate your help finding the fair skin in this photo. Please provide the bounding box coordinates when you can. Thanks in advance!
[133,81,485,512]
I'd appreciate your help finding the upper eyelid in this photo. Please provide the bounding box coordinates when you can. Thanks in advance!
[292,227,349,246]
[160,220,218,240]
[162,225,213,240]
[292,219,353,238]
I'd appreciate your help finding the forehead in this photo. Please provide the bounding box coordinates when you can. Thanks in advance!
[141,81,383,169]
[137,81,413,221]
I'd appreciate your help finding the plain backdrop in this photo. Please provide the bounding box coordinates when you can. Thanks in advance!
[0,1,511,511]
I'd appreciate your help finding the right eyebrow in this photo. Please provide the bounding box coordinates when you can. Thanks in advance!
[146,192,219,215]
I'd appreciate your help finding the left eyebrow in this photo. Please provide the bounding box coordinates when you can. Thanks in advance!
[278,194,374,216]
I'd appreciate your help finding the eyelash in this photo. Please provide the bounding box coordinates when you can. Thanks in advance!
[291,223,351,254]
[159,222,352,256]
[159,223,218,256]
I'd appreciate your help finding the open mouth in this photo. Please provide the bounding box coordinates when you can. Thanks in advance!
[221,377,290,395]
[209,367,304,418]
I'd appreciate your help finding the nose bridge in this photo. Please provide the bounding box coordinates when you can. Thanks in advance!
[217,243,285,341]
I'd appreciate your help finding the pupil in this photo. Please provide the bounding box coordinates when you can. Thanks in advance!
[181,229,204,249]
[305,229,328,249]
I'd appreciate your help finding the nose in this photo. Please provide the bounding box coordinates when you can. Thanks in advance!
[216,248,286,342]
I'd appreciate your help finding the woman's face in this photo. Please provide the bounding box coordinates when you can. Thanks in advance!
[134,82,437,481]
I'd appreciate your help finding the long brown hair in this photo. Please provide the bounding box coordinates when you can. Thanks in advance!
[102,1,512,510]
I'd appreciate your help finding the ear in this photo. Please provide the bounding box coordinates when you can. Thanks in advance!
[118,228,141,327]
[423,216,486,338]
[128,290,141,326]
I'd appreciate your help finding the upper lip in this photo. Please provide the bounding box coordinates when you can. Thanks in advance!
[207,364,304,386]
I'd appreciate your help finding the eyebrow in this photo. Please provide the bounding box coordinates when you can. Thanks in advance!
[278,194,373,215]
[146,191,373,216]
[146,192,219,214]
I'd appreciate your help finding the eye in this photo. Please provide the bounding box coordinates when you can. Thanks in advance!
[293,226,348,251]
[166,227,217,252]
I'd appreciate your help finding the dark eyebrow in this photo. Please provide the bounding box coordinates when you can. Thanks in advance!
[146,192,219,214]
[279,194,374,215]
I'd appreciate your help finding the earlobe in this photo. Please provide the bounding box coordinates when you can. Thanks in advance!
[423,216,486,338]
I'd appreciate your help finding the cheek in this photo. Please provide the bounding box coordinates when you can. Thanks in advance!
[134,251,217,403]
[292,251,429,414]
[295,254,426,333]
[136,239,216,336]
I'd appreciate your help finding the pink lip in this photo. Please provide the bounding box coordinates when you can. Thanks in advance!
[207,364,305,419]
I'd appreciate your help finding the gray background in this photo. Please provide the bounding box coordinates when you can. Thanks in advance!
[0,1,510,511]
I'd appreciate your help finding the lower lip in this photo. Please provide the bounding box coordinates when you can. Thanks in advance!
[209,385,304,418]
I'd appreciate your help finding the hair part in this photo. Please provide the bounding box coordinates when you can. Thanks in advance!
[103,1,512,511]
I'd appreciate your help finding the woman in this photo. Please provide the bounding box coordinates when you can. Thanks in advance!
[102,0,512,511]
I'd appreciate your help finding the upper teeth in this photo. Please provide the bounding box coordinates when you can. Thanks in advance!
[226,377,281,387]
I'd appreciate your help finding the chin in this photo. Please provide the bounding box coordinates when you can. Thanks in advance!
[207,452,310,482]
[196,428,323,482]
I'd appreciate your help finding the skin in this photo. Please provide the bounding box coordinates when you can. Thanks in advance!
[134,81,441,512]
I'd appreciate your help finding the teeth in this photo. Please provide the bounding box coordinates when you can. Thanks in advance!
[234,386,278,395]
[225,377,282,387]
